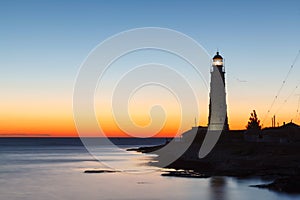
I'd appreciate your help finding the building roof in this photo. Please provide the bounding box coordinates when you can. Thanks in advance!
[280,122,300,129]
[262,122,300,138]
[263,122,300,131]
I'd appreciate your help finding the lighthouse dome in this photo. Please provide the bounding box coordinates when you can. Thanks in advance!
[213,52,223,60]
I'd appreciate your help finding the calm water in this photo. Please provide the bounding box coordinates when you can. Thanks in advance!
[0,138,299,200]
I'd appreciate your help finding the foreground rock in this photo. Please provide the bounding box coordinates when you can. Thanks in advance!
[161,170,210,178]
[251,176,300,193]
[84,169,119,173]
[127,144,166,153]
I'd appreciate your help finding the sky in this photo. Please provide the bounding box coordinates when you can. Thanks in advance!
[0,0,300,137]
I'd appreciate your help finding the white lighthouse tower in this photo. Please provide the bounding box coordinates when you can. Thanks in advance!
[208,52,229,131]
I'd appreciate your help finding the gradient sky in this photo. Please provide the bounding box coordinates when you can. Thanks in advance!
[1,0,300,137]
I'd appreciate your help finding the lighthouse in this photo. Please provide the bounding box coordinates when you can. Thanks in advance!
[208,52,229,131]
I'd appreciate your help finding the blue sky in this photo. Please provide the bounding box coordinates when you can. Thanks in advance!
[1,0,300,133]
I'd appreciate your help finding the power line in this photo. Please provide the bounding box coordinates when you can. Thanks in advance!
[294,94,300,123]
[273,83,300,116]
[262,50,300,126]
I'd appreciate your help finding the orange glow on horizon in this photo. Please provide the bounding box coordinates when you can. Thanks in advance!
[1,101,299,137]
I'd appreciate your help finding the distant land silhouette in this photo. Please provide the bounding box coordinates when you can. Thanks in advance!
[0,133,51,137]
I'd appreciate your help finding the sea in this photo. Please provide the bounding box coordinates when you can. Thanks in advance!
[0,138,299,200]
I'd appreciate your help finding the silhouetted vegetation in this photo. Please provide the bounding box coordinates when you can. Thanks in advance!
[246,110,261,130]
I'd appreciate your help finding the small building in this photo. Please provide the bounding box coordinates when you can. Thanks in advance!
[244,122,300,143]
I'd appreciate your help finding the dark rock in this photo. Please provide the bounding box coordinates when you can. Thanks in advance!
[127,144,166,153]
[161,170,211,178]
[84,169,119,173]
[251,176,300,194]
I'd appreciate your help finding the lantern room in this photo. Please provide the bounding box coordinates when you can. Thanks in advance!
[212,51,223,66]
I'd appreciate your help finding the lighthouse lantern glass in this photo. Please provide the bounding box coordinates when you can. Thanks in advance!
[213,58,223,66]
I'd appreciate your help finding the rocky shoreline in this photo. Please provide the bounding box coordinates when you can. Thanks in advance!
[127,133,300,193]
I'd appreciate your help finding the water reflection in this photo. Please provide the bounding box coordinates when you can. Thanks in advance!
[209,177,228,200]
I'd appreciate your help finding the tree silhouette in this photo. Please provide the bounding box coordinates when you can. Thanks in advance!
[246,110,261,130]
